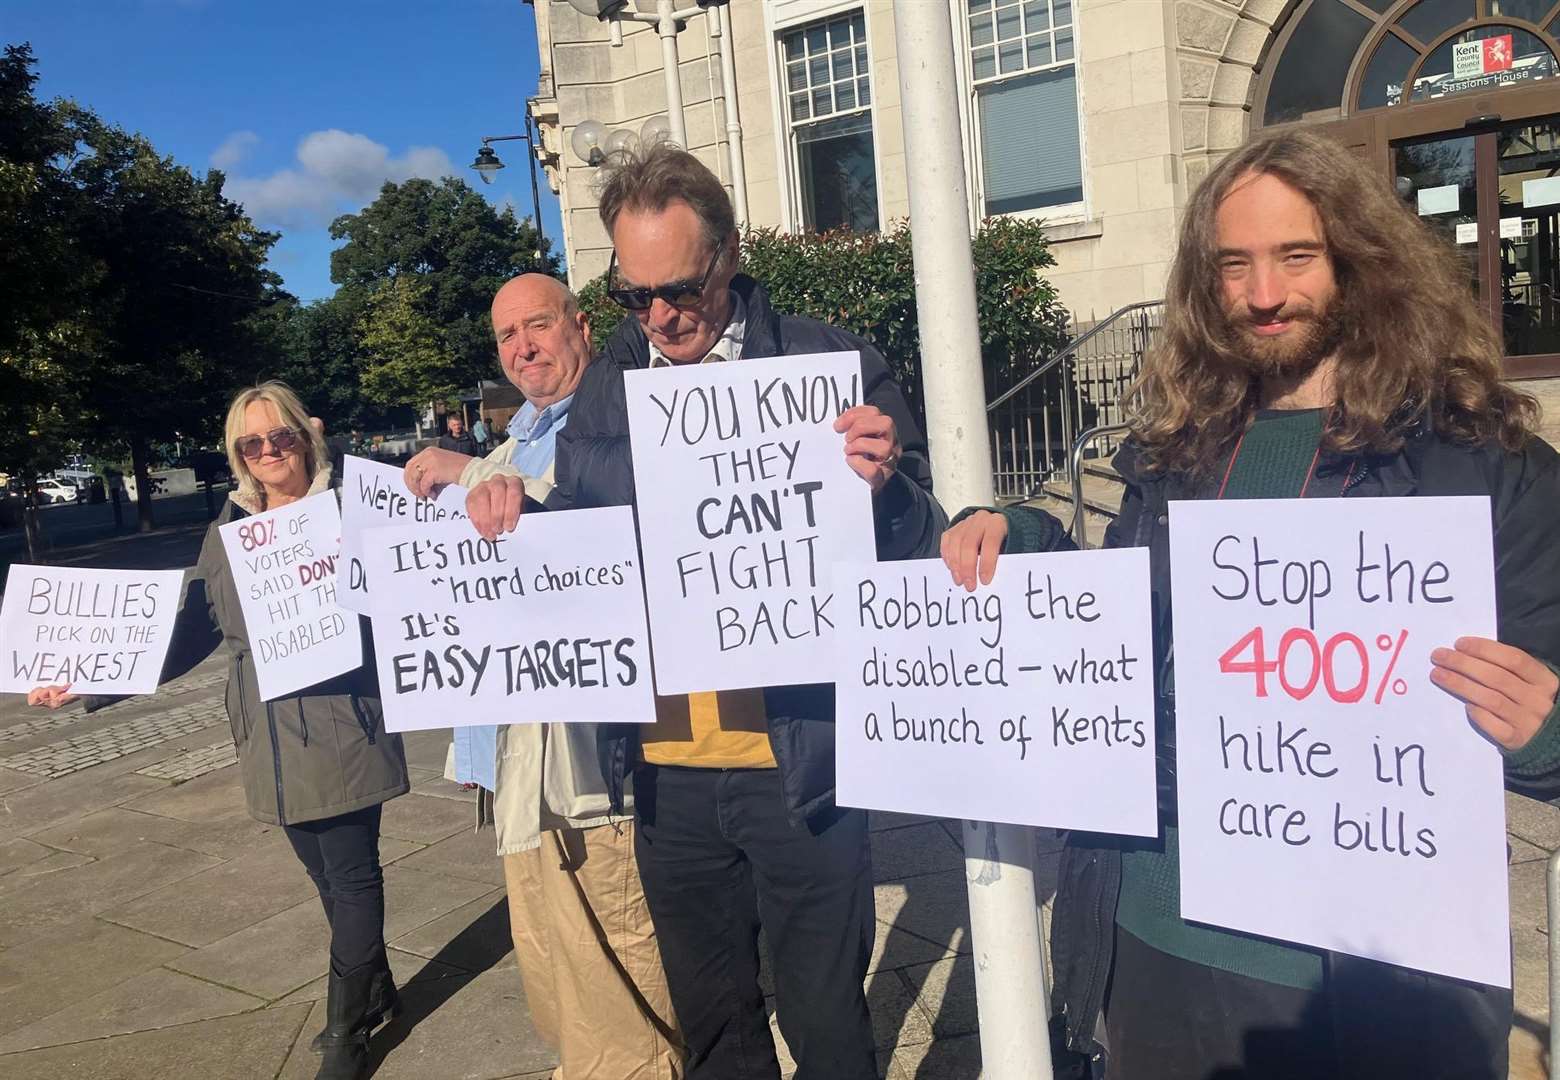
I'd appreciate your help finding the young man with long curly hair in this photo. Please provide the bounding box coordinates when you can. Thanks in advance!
[943,129,1560,1079]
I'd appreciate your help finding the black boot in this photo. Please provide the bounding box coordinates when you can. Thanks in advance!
[312,960,400,1052]
[314,971,375,1080]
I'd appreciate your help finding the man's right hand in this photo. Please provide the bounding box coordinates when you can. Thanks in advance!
[27,685,79,710]
[940,510,1008,592]
[404,447,473,500]
[466,475,527,541]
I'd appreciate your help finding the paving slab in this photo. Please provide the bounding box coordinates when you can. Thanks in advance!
[388,889,513,974]
[880,1031,982,1079]
[0,917,191,1037]
[899,955,979,1040]
[871,821,966,881]
[98,838,317,946]
[1506,791,1560,852]
[383,864,499,940]
[0,846,92,882]
[870,810,942,833]
[412,774,482,802]
[277,964,555,1080]
[0,1002,309,1080]
[27,803,279,859]
[391,827,507,887]
[119,763,252,825]
[401,729,455,773]
[871,917,962,974]
[0,837,55,876]
[0,839,220,948]
[874,871,972,957]
[1510,836,1548,865]
[167,897,332,1001]
[380,791,478,844]
[0,966,265,1053]
[0,765,43,796]
[0,769,164,841]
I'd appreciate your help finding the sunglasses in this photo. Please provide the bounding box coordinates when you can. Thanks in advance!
[235,427,302,461]
[607,245,723,311]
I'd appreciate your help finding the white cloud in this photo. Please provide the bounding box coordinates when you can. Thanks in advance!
[210,130,259,170]
[222,129,455,229]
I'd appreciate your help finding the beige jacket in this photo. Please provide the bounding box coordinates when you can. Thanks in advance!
[455,438,631,855]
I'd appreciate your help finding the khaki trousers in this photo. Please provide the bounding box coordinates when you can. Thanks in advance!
[503,822,683,1080]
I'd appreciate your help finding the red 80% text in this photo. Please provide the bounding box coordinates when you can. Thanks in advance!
[236,519,277,553]
[1219,627,1409,705]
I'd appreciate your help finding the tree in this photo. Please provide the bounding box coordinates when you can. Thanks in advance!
[327,177,558,410]
[356,277,466,413]
[61,106,283,531]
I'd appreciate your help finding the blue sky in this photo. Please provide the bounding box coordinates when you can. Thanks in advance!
[8,0,565,302]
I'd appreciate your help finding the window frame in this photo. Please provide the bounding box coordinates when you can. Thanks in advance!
[955,0,1090,227]
[771,4,885,234]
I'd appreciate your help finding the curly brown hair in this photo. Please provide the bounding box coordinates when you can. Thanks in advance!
[1131,129,1537,477]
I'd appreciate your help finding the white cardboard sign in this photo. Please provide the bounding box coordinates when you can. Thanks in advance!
[1,565,185,694]
[362,506,656,732]
[339,455,467,615]
[220,491,362,701]
[834,549,1158,834]
[1168,496,1507,987]
[624,351,875,695]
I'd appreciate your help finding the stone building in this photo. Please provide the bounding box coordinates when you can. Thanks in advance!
[524,0,1559,421]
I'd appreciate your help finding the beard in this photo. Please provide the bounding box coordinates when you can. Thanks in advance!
[1222,300,1344,381]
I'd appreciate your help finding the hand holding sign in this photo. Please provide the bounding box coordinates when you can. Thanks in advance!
[834,404,901,493]
[27,685,80,709]
[940,509,1010,590]
[1430,636,1559,750]
[466,474,527,541]
[403,446,474,500]
[340,455,467,614]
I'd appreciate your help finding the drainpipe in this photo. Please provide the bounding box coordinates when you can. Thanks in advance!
[712,1,749,226]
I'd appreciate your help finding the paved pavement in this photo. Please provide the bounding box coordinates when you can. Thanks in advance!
[0,521,1553,1078]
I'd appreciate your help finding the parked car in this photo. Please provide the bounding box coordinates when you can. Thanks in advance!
[36,479,78,505]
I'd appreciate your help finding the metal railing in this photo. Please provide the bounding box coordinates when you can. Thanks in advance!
[986,301,1164,501]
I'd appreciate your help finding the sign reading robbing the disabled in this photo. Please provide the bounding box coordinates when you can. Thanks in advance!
[220,490,361,701]
[1,565,185,695]
[362,505,656,732]
[339,454,468,615]
[834,549,1157,835]
[1169,496,1506,987]
[624,351,875,695]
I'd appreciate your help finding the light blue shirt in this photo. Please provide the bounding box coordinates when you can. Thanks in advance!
[449,393,574,790]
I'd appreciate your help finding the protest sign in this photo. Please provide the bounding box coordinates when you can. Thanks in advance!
[834,549,1157,834]
[624,351,874,695]
[339,454,467,615]
[362,505,656,732]
[1,565,185,695]
[220,490,362,701]
[1169,496,1506,987]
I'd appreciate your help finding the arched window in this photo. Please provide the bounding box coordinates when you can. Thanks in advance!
[1257,0,1560,127]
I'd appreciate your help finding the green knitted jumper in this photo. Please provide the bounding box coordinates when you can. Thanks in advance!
[1115,408,1330,988]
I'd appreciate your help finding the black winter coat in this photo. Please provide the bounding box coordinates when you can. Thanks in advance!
[548,275,947,827]
[999,426,1560,1080]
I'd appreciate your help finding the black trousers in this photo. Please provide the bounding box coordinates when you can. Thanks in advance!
[634,764,876,1080]
[1105,926,1336,1080]
[283,803,387,979]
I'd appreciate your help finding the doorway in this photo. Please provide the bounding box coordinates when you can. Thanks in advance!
[1392,115,1560,374]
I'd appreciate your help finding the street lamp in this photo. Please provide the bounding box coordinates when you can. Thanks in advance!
[469,108,547,261]
[562,0,746,225]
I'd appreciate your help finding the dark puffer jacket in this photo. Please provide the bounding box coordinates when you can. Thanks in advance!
[994,426,1560,1079]
[548,274,947,827]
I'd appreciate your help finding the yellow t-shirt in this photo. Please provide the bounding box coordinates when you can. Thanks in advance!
[640,689,776,769]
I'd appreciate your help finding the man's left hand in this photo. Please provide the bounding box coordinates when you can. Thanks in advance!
[834,405,901,495]
[1430,637,1560,751]
[404,447,472,499]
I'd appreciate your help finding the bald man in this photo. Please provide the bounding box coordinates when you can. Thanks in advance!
[404,274,684,1080]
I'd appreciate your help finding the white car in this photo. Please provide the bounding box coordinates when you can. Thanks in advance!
[36,479,79,505]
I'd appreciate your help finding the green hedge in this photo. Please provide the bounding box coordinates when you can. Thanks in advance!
[576,217,1071,423]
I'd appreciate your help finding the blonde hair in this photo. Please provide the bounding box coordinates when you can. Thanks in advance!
[224,381,327,508]
[1132,129,1537,477]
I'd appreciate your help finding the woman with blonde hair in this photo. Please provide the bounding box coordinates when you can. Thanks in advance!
[29,381,408,1080]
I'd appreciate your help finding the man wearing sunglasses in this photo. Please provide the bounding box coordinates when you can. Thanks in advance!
[467,145,945,1080]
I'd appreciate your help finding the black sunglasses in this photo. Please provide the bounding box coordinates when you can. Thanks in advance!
[235,427,302,461]
[607,245,723,311]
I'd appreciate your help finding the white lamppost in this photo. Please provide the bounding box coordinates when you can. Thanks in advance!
[563,0,747,225]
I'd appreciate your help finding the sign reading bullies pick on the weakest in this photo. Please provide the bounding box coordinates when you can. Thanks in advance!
[1169,496,1506,987]
[220,490,361,701]
[362,506,655,732]
[339,455,468,615]
[624,351,875,695]
[834,549,1158,835]
[1,565,185,695]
